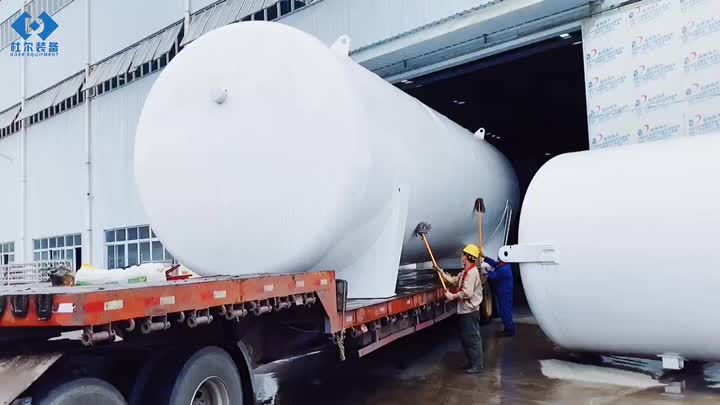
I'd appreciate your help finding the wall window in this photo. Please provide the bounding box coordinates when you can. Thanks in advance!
[27,92,84,128]
[105,225,174,269]
[0,242,15,265]
[33,234,82,270]
[0,120,22,139]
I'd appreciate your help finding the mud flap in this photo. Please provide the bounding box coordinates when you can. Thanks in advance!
[0,353,62,405]
[336,186,409,299]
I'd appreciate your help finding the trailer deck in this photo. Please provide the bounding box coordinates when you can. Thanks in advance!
[0,270,450,349]
[0,272,335,329]
[0,269,456,403]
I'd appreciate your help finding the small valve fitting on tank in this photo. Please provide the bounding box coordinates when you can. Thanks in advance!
[211,87,228,104]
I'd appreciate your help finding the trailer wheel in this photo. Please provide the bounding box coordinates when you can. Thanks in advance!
[128,349,173,405]
[164,346,244,405]
[34,377,125,405]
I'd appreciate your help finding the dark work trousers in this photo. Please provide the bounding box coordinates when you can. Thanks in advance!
[458,311,484,368]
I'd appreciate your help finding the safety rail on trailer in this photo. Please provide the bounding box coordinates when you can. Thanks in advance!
[0,271,451,357]
[0,261,73,286]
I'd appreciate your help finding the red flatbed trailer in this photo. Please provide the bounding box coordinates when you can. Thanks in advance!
[0,270,454,404]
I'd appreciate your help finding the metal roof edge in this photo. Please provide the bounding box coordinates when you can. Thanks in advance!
[350,0,505,56]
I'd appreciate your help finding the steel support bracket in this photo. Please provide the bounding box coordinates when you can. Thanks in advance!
[658,353,685,370]
[498,243,559,264]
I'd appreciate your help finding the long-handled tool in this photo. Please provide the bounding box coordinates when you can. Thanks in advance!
[414,222,449,293]
[473,198,486,257]
[473,197,494,319]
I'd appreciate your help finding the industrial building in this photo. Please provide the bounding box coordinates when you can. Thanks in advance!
[0,0,717,273]
[0,1,719,403]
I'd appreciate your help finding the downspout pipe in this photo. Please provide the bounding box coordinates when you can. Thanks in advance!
[82,0,93,266]
[19,0,28,262]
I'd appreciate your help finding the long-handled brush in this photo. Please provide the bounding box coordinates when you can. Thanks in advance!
[414,222,449,292]
[473,198,486,257]
[474,197,494,319]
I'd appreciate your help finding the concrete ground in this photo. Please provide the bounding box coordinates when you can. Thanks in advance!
[255,316,720,404]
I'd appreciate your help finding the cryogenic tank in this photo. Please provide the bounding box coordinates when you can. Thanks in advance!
[501,134,720,361]
[135,22,518,298]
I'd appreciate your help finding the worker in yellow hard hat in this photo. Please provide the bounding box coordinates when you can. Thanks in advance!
[435,244,486,374]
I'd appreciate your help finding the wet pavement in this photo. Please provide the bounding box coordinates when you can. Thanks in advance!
[255,316,720,404]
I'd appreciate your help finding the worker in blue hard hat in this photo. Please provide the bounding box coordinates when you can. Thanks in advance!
[435,244,485,374]
[482,256,516,337]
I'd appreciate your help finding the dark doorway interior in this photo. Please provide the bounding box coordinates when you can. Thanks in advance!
[399,32,589,307]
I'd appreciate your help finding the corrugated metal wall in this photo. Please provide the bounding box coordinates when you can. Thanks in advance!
[0,0,598,264]
[0,135,20,243]
[191,0,220,13]
[0,0,21,23]
[90,0,185,64]
[25,0,85,96]
[0,71,159,264]
[25,106,85,248]
[280,0,497,49]
[0,52,19,110]
[90,74,157,263]
[280,0,591,79]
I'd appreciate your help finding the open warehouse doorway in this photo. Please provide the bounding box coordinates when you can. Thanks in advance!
[399,31,589,307]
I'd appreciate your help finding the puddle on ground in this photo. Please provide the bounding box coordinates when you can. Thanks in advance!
[539,359,666,389]
[252,316,720,404]
[255,372,280,405]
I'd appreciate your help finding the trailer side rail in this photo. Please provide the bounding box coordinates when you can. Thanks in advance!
[0,271,450,350]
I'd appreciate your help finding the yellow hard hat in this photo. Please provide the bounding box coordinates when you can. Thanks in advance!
[462,244,480,259]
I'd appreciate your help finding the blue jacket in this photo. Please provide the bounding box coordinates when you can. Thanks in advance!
[483,257,513,298]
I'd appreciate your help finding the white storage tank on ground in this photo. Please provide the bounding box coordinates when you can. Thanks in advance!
[134,22,519,298]
[504,134,720,361]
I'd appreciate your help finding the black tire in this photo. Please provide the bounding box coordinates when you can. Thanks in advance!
[34,377,126,405]
[165,346,244,405]
[128,349,173,405]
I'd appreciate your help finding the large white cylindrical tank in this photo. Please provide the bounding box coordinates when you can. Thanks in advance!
[135,22,519,298]
[516,134,720,360]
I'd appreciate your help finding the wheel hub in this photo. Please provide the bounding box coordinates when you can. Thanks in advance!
[191,376,230,405]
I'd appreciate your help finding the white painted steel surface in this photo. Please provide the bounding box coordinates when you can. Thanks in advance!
[517,134,720,360]
[0,353,62,405]
[136,22,519,298]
